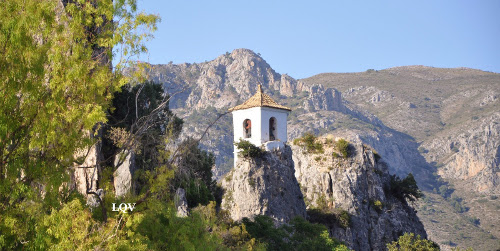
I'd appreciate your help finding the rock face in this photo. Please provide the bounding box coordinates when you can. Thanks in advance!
[221,145,306,224]
[175,188,189,217]
[292,137,427,251]
[304,84,344,112]
[147,48,308,110]
[72,143,101,196]
[113,150,136,197]
[424,112,500,193]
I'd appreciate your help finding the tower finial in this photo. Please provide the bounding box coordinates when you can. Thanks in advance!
[257,84,262,93]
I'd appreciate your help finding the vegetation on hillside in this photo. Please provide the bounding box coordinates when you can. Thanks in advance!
[334,139,352,158]
[386,173,423,202]
[293,132,324,154]
[387,233,440,251]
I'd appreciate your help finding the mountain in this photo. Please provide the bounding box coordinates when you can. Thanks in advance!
[145,49,500,250]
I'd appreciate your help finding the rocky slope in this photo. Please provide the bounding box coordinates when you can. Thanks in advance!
[292,136,427,251]
[220,145,306,224]
[144,48,500,249]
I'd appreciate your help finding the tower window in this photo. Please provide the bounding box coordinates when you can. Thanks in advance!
[243,119,251,138]
[269,117,277,141]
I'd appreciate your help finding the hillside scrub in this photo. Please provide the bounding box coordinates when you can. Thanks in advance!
[386,173,423,202]
[293,132,324,154]
[334,139,352,158]
[242,215,350,250]
[387,233,440,251]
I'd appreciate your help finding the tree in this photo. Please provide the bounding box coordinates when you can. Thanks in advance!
[387,173,423,202]
[0,0,159,248]
[103,81,183,170]
[387,232,439,251]
[173,138,217,207]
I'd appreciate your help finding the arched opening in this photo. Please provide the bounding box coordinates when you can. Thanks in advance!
[269,117,277,141]
[243,119,251,138]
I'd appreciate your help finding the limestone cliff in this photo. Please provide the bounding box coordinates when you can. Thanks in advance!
[292,136,427,251]
[220,145,306,224]
[423,112,500,193]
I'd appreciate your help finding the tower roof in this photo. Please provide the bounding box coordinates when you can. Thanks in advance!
[228,85,292,112]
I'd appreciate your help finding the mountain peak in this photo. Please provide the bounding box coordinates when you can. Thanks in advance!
[230,48,261,58]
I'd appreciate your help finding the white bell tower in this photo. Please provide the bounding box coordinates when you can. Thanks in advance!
[229,85,291,166]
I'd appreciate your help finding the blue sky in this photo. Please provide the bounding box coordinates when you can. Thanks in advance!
[134,0,500,79]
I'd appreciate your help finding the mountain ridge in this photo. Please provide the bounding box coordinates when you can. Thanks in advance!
[144,48,500,250]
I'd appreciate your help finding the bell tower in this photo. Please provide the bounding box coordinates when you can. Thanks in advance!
[228,85,291,166]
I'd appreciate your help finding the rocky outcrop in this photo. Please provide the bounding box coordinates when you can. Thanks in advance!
[72,143,101,196]
[221,145,306,224]
[113,150,136,197]
[292,137,427,251]
[424,112,500,193]
[147,49,307,110]
[304,84,344,112]
[175,188,189,217]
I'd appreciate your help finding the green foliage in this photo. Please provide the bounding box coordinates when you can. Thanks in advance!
[438,185,453,198]
[316,194,329,211]
[449,195,468,213]
[372,200,383,213]
[467,216,480,226]
[387,173,423,202]
[0,0,159,248]
[243,215,349,251]
[103,81,183,175]
[307,209,351,229]
[387,232,440,251]
[295,132,324,154]
[235,139,263,158]
[174,138,217,208]
[335,139,351,158]
[336,209,351,229]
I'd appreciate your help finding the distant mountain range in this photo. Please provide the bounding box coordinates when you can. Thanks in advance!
[145,48,500,250]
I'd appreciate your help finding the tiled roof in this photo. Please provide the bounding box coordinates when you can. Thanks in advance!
[228,85,292,112]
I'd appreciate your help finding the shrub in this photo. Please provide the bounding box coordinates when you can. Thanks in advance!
[248,177,256,188]
[438,185,453,198]
[450,196,468,213]
[387,173,423,202]
[387,233,440,251]
[372,200,383,213]
[242,215,349,250]
[314,156,322,162]
[306,208,351,230]
[235,140,263,158]
[294,132,324,153]
[332,152,340,158]
[467,216,480,226]
[336,209,351,229]
[335,139,351,158]
[315,194,328,211]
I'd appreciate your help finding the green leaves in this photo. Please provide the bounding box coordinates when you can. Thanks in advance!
[0,0,160,248]
[387,232,439,251]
